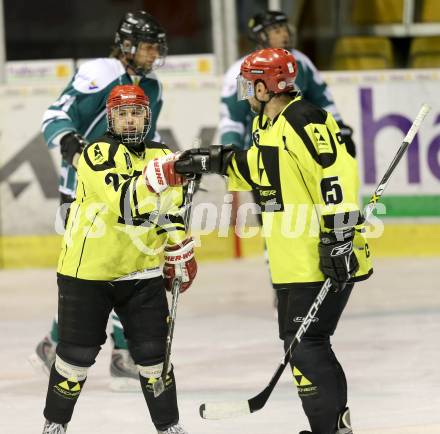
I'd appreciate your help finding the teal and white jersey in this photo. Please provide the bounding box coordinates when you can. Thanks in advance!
[42,58,163,197]
[220,49,341,150]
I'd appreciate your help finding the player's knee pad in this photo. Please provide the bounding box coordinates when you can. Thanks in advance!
[284,334,330,366]
[128,339,166,366]
[137,362,172,380]
[285,335,333,392]
[54,354,88,381]
[56,342,101,367]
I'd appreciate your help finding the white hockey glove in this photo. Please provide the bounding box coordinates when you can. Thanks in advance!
[163,238,197,293]
[143,153,184,193]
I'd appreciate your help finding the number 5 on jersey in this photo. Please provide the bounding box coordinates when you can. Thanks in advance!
[320,176,343,205]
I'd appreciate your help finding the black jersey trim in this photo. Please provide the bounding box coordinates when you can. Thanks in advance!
[75,206,106,277]
[156,227,185,235]
[144,140,170,150]
[132,179,140,218]
[115,211,183,227]
[116,215,155,227]
[59,204,81,272]
[259,146,284,212]
[157,213,185,226]
[83,134,119,172]
[283,101,337,168]
[234,150,258,189]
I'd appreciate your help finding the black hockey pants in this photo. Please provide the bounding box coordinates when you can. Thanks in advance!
[277,283,354,434]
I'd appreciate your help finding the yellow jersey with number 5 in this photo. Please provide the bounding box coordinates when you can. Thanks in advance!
[227,95,373,288]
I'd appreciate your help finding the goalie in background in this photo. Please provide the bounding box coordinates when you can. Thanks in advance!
[42,85,196,434]
[174,48,372,433]
[32,10,168,392]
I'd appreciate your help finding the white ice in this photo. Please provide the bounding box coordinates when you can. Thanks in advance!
[1,256,440,433]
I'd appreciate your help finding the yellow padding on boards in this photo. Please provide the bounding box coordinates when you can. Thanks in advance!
[0,224,439,269]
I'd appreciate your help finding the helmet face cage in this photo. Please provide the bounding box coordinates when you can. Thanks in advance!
[115,11,168,73]
[108,104,151,146]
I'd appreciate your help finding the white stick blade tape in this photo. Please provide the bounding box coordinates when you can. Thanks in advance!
[200,401,250,419]
[404,104,431,144]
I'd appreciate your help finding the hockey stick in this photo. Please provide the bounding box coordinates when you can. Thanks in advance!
[199,103,431,419]
[153,178,197,397]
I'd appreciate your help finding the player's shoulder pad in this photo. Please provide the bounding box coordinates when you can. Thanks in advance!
[222,56,246,98]
[283,98,337,167]
[83,134,119,171]
[73,58,125,94]
[283,96,327,130]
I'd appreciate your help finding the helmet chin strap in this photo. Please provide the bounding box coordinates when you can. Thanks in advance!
[125,57,152,77]
[256,91,274,130]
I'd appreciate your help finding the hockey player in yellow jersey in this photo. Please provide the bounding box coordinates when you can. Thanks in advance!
[42,85,194,434]
[174,48,372,433]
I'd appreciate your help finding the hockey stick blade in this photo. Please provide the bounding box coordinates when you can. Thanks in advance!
[200,358,287,419]
[200,401,250,419]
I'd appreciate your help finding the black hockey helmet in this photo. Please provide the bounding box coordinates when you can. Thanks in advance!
[248,10,294,48]
[115,11,167,74]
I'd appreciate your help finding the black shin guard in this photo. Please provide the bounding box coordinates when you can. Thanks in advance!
[43,363,86,424]
[288,337,347,434]
[139,369,179,431]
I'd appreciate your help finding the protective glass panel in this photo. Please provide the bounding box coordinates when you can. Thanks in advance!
[236,75,255,101]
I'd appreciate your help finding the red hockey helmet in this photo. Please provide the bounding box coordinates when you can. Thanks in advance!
[237,48,298,100]
[106,84,151,147]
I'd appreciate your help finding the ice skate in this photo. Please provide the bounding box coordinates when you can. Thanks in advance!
[42,420,67,433]
[336,407,353,433]
[109,348,139,392]
[29,336,56,375]
[157,422,188,434]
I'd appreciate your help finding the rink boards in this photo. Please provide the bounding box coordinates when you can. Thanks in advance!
[0,66,439,267]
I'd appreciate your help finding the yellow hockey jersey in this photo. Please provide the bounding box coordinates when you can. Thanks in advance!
[58,134,185,281]
[227,95,372,288]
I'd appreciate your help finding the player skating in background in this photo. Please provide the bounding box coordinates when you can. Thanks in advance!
[220,10,356,156]
[174,48,372,433]
[31,10,167,391]
[42,84,195,434]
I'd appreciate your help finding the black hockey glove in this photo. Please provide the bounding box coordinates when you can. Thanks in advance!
[318,228,359,292]
[175,145,235,176]
[337,120,356,158]
[60,132,87,168]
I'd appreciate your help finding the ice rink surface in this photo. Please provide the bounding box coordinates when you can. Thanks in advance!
[1,256,440,433]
